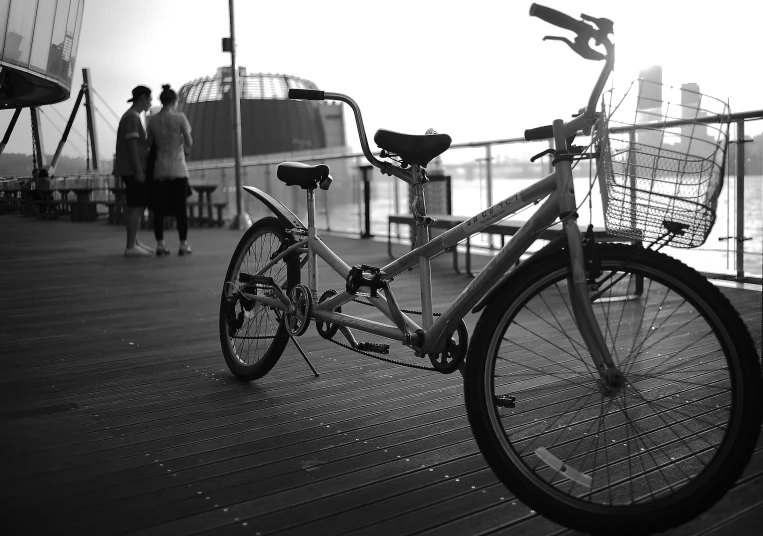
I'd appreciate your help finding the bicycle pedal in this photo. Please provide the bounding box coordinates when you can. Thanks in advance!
[249,275,275,285]
[239,273,273,286]
[494,395,516,408]
[357,342,390,354]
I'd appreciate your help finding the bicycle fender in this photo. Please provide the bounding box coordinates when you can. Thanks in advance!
[243,186,306,230]
[471,236,567,313]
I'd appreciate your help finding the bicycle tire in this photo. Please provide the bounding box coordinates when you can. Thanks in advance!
[219,217,301,381]
[464,243,762,535]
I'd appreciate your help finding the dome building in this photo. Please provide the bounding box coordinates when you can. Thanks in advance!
[177,67,346,161]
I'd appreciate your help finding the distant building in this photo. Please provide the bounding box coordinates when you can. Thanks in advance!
[176,67,346,162]
[634,65,718,164]
[0,0,85,108]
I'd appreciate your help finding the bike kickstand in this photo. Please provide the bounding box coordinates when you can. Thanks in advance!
[288,333,320,377]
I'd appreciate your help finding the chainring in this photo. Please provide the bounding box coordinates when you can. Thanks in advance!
[428,319,469,374]
[316,289,342,340]
[284,284,313,336]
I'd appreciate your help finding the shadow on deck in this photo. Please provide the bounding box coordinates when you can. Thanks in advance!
[0,215,761,536]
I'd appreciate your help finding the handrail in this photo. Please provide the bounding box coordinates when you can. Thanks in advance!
[186,109,763,172]
[608,109,763,134]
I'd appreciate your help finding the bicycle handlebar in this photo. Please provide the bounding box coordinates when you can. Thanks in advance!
[288,89,325,100]
[524,125,555,142]
[289,89,415,184]
[529,3,587,35]
[291,4,615,167]
[525,3,615,140]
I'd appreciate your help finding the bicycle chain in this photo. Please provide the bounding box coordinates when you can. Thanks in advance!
[326,337,436,371]
[323,294,441,371]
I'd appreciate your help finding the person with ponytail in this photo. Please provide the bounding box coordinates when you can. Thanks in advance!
[146,84,194,256]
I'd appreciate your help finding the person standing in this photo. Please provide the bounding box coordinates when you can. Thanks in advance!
[146,84,193,256]
[114,85,154,257]
[33,168,54,217]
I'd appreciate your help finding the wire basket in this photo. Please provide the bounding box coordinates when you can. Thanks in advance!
[595,79,731,248]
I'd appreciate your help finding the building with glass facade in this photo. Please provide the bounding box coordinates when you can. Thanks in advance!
[177,67,346,161]
[0,0,85,108]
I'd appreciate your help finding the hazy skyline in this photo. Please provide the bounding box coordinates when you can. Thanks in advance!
[1,0,761,164]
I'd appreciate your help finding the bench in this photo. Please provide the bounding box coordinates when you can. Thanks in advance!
[102,200,126,225]
[388,214,462,273]
[389,213,635,277]
[187,201,227,227]
[139,201,229,230]
[140,210,177,230]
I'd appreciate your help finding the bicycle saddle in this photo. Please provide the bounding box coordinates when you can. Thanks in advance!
[277,162,330,189]
[373,129,452,167]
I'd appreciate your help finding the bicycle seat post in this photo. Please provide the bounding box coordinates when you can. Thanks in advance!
[305,187,318,301]
[411,164,435,329]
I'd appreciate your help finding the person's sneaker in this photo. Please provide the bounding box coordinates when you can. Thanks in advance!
[135,240,155,254]
[124,247,152,257]
[156,244,171,257]
[178,243,192,256]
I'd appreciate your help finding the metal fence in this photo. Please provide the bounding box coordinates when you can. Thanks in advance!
[185,110,762,282]
[5,110,756,281]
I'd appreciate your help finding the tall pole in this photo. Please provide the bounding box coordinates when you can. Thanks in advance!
[82,68,100,171]
[30,107,46,169]
[49,87,86,173]
[227,0,251,229]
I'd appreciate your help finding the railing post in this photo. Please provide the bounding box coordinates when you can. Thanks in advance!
[482,144,494,247]
[485,144,493,208]
[735,120,745,280]
[360,163,373,238]
[393,173,400,238]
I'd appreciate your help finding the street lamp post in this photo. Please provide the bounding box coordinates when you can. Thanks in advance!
[225,0,251,230]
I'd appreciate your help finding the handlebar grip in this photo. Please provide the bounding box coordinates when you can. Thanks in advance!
[524,125,554,141]
[288,89,325,100]
[529,3,586,34]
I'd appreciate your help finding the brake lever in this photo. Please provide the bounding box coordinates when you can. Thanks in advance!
[581,14,614,43]
[543,35,605,61]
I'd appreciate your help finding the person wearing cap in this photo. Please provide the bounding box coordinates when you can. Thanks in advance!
[114,85,154,257]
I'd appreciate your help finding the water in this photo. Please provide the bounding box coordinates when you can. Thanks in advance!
[208,160,760,279]
[369,173,763,278]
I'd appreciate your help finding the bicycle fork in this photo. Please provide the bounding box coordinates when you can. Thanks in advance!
[563,219,625,388]
[553,119,624,389]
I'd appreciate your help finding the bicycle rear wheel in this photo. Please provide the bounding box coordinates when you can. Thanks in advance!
[464,243,762,535]
[219,217,301,380]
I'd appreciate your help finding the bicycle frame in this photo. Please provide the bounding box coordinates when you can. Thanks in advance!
[243,28,622,382]
[308,170,563,353]
[247,163,615,377]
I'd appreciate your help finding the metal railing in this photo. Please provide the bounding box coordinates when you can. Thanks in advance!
[184,110,759,283]
[3,108,757,283]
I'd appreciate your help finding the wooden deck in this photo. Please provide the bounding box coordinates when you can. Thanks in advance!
[1,214,761,536]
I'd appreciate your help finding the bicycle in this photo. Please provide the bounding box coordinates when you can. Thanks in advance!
[219,4,763,534]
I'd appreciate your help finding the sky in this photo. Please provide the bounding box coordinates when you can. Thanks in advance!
[1,0,762,164]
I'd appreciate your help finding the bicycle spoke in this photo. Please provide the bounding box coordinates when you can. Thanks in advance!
[467,241,761,531]
[595,270,631,366]
[497,336,598,390]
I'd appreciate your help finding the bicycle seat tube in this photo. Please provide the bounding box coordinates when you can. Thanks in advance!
[410,163,435,330]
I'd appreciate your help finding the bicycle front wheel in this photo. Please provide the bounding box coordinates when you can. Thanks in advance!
[219,217,301,381]
[464,243,762,535]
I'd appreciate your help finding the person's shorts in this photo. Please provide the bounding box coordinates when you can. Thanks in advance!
[122,175,149,207]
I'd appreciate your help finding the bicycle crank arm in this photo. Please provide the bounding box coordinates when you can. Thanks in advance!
[237,292,289,312]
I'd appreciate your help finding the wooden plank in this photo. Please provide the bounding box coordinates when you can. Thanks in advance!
[0,214,760,536]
